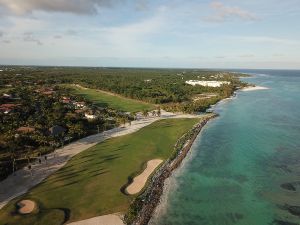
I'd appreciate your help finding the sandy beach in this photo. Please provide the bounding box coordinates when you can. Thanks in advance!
[126,159,163,195]
[241,86,269,91]
[67,213,124,225]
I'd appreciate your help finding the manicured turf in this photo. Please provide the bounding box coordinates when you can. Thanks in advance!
[0,118,200,225]
[69,85,155,112]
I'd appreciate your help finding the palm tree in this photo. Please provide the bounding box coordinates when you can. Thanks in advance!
[142,110,149,118]
[130,112,136,120]
[157,107,161,117]
[119,117,126,127]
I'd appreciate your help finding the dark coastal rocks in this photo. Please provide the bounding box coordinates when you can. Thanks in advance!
[280,183,297,191]
[124,114,218,225]
[287,205,300,217]
[278,204,300,217]
[280,181,300,192]
[273,220,299,225]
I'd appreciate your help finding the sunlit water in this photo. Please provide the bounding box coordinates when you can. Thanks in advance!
[150,70,300,225]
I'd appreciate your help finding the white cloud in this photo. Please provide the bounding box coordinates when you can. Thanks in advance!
[232,36,299,45]
[65,29,78,36]
[23,32,43,45]
[0,0,121,15]
[240,54,255,58]
[205,1,258,22]
[53,35,62,39]
[92,11,166,57]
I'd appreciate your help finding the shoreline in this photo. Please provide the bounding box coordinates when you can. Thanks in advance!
[125,113,218,225]
[240,85,269,91]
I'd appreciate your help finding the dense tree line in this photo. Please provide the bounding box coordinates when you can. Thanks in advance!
[0,66,248,113]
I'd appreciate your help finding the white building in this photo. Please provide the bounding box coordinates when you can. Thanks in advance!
[185,80,230,87]
[84,113,97,119]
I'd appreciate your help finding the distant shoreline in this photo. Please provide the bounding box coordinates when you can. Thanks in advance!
[240,85,269,91]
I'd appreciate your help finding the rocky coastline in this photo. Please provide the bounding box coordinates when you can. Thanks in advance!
[124,113,218,225]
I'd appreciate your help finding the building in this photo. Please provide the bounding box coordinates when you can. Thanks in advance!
[61,97,71,104]
[0,103,21,114]
[16,127,36,133]
[73,101,86,109]
[84,113,97,119]
[185,80,230,87]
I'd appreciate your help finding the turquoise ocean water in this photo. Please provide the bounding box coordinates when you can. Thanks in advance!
[150,70,300,225]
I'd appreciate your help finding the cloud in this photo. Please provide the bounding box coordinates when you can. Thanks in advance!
[240,54,255,58]
[205,1,258,22]
[232,36,299,45]
[65,29,78,36]
[23,32,43,45]
[0,0,121,15]
[135,0,148,11]
[53,35,62,39]
[216,56,226,59]
[0,31,3,37]
[273,53,284,57]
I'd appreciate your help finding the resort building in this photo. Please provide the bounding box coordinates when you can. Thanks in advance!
[185,80,230,87]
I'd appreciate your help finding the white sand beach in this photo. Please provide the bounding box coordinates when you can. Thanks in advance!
[126,159,163,195]
[241,86,269,91]
[67,213,124,225]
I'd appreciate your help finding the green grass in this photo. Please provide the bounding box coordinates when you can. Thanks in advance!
[0,118,201,225]
[68,85,155,112]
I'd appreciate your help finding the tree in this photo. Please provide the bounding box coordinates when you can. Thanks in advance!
[157,107,161,117]
[68,123,85,138]
[142,110,149,117]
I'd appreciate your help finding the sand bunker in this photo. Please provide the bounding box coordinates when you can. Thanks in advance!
[126,159,163,195]
[241,86,269,91]
[17,200,36,214]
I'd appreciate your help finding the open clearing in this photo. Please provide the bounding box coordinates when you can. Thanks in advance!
[0,118,200,225]
[68,85,155,112]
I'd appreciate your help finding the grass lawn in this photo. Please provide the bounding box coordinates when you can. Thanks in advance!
[68,85,155,112]
[0,118,201,225]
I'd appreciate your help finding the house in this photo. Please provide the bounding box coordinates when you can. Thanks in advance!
[73,101,86,109]
[84,113,97,119]
[0,103,21,114]
[16,126,36,133]
[42,90,55,95]
[49,125,66,136]
[2,93,12,99]
[75,109,84,114]
[61,97,71,104]
[35,87,55,95]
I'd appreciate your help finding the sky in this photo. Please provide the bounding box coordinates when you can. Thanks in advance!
[0,0,300,69]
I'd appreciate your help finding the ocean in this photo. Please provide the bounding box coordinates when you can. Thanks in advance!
[150,70,300,225]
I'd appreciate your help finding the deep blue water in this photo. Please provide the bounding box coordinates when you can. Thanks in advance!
[151,70,300,225]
